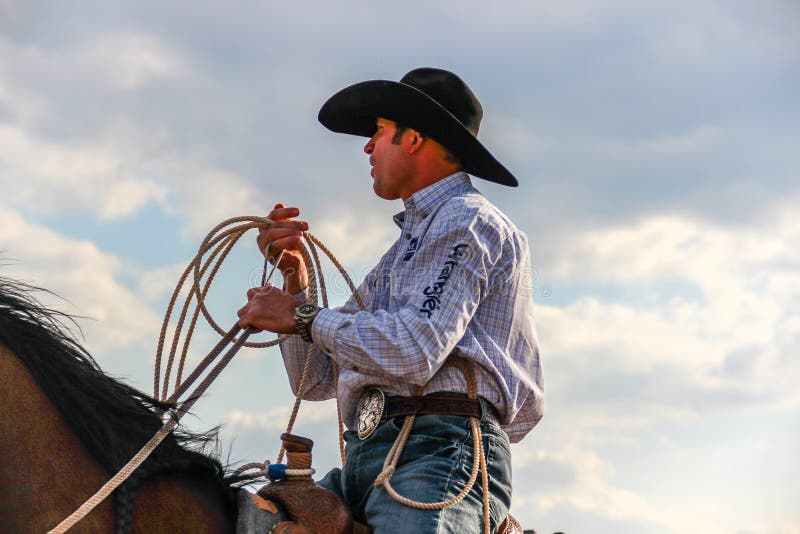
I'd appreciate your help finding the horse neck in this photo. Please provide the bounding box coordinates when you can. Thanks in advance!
[0,345,235,533]
[0,344,113,531]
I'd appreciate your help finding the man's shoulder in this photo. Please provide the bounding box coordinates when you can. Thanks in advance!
[437,190,522,241]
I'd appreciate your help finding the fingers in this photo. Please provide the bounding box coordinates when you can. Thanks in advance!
[258,232,304,257]
[264,238,301,260]
[239,287,275,330]
[247,285,275,298]
[257,221,308,256]
[237,308,262,331]
[236,301,248,326]
[263,221,309,236]
[268,204,302,222]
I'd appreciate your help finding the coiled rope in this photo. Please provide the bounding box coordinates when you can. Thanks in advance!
[372,357,491,534]
[47,213,490,533]
[47,215,356,533]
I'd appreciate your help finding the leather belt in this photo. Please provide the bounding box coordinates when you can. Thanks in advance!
[384,394,484,420]
[355,388,500,440]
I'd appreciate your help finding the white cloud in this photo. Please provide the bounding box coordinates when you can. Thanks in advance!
[135,262,190,304]
[100,178,169,219]
[73,31,192,91]
[550,212,797,284]
[512,439,668,529]
[168,165,273,237]
[541,201,800,412]
[308,210,397,273]
[0,31,191,222]
[735,524,800,534]
[0,124,169,219]
[0,208,162,353]
[226,401,339,433]
[0,31,191,95]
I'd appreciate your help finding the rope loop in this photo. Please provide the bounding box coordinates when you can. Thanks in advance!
[373,358,492,533]
[373,465,395,487]
[48,212,360,533]
[233,460,271,478]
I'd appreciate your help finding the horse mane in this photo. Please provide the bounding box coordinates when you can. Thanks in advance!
[0,276,252,524]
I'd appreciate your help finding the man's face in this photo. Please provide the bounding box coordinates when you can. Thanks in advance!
[363,118,414,200]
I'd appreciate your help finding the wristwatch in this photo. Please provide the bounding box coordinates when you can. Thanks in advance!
[294,304,320,343]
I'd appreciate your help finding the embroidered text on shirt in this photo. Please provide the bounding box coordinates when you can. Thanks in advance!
[419,243,469,318]
[402,237,419,261]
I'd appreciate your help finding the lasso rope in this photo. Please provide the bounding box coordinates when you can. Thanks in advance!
[47,215,357,533]
[48,213,491,533]
[372,357,491,534]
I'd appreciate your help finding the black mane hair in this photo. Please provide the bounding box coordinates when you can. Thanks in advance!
[0,276,252,530]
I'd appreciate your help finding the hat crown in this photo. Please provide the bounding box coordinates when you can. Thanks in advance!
[399,68,483,135]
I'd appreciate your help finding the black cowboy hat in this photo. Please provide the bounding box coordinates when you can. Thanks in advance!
[318,67,518,187]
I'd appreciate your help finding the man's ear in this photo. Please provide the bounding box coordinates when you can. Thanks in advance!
[406,130,425,154]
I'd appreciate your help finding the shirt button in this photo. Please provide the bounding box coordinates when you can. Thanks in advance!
[405,233,412,239]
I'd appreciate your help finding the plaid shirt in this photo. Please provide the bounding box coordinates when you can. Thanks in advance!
[280,172,543,442]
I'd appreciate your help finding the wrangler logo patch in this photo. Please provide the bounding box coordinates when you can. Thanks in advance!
[419,243,469,318]
[402,237,419,261]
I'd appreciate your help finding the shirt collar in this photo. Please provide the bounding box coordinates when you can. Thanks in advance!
[392,172,473,228]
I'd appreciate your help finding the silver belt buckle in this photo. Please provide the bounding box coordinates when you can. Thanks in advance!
[356,388,385,440]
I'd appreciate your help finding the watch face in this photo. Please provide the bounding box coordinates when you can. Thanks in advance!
[298,304,317,316]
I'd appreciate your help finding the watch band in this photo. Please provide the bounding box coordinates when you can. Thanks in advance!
[295,304,320,343]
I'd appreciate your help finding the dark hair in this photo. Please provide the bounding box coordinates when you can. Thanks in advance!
[391,124,461,165]
[0,276,256,531]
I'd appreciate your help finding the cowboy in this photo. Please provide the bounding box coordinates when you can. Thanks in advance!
[237,67,543,533]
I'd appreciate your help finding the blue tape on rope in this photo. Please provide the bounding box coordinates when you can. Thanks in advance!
[268,463,286,480]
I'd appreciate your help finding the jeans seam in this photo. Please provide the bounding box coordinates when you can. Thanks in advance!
[435,439,466,534]
[484,435,498,531]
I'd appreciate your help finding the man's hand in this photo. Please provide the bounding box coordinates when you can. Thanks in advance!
[260,203,309,294]
[237,285,299,334]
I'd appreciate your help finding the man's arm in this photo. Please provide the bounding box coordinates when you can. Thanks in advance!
[309,214,505,386]
[241,202,383,399]
[277,276,375,400]
[238,207,505,388]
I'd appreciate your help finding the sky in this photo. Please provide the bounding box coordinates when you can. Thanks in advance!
[1,1,798,532]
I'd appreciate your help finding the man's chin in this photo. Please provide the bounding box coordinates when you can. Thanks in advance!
[372,182,392,200]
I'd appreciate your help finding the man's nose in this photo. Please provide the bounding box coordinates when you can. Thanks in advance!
[364,138,374,154]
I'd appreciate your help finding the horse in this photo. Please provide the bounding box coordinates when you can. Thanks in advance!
[0,276,265,533]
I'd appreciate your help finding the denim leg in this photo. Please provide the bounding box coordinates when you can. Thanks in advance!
[437,421,512,533]
[340,414,512,534]
[317,466,345,499]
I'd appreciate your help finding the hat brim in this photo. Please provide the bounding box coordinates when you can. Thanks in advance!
[318,80,518,187]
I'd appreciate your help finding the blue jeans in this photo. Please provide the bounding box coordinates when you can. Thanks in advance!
[317,406,512,533]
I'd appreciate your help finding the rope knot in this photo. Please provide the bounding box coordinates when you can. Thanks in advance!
[267,463,287,481]
[374,466,396,488]
[233,459,271,478]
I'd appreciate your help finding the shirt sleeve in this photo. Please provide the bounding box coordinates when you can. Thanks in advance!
[310,214,505,386]
[278,263,379,400]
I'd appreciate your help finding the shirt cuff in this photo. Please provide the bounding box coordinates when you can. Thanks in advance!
[310,308,347,355]
[291,288,309,304]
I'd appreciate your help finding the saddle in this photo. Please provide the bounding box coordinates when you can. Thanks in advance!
[235,433,528,533]
[236,492,525,534]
